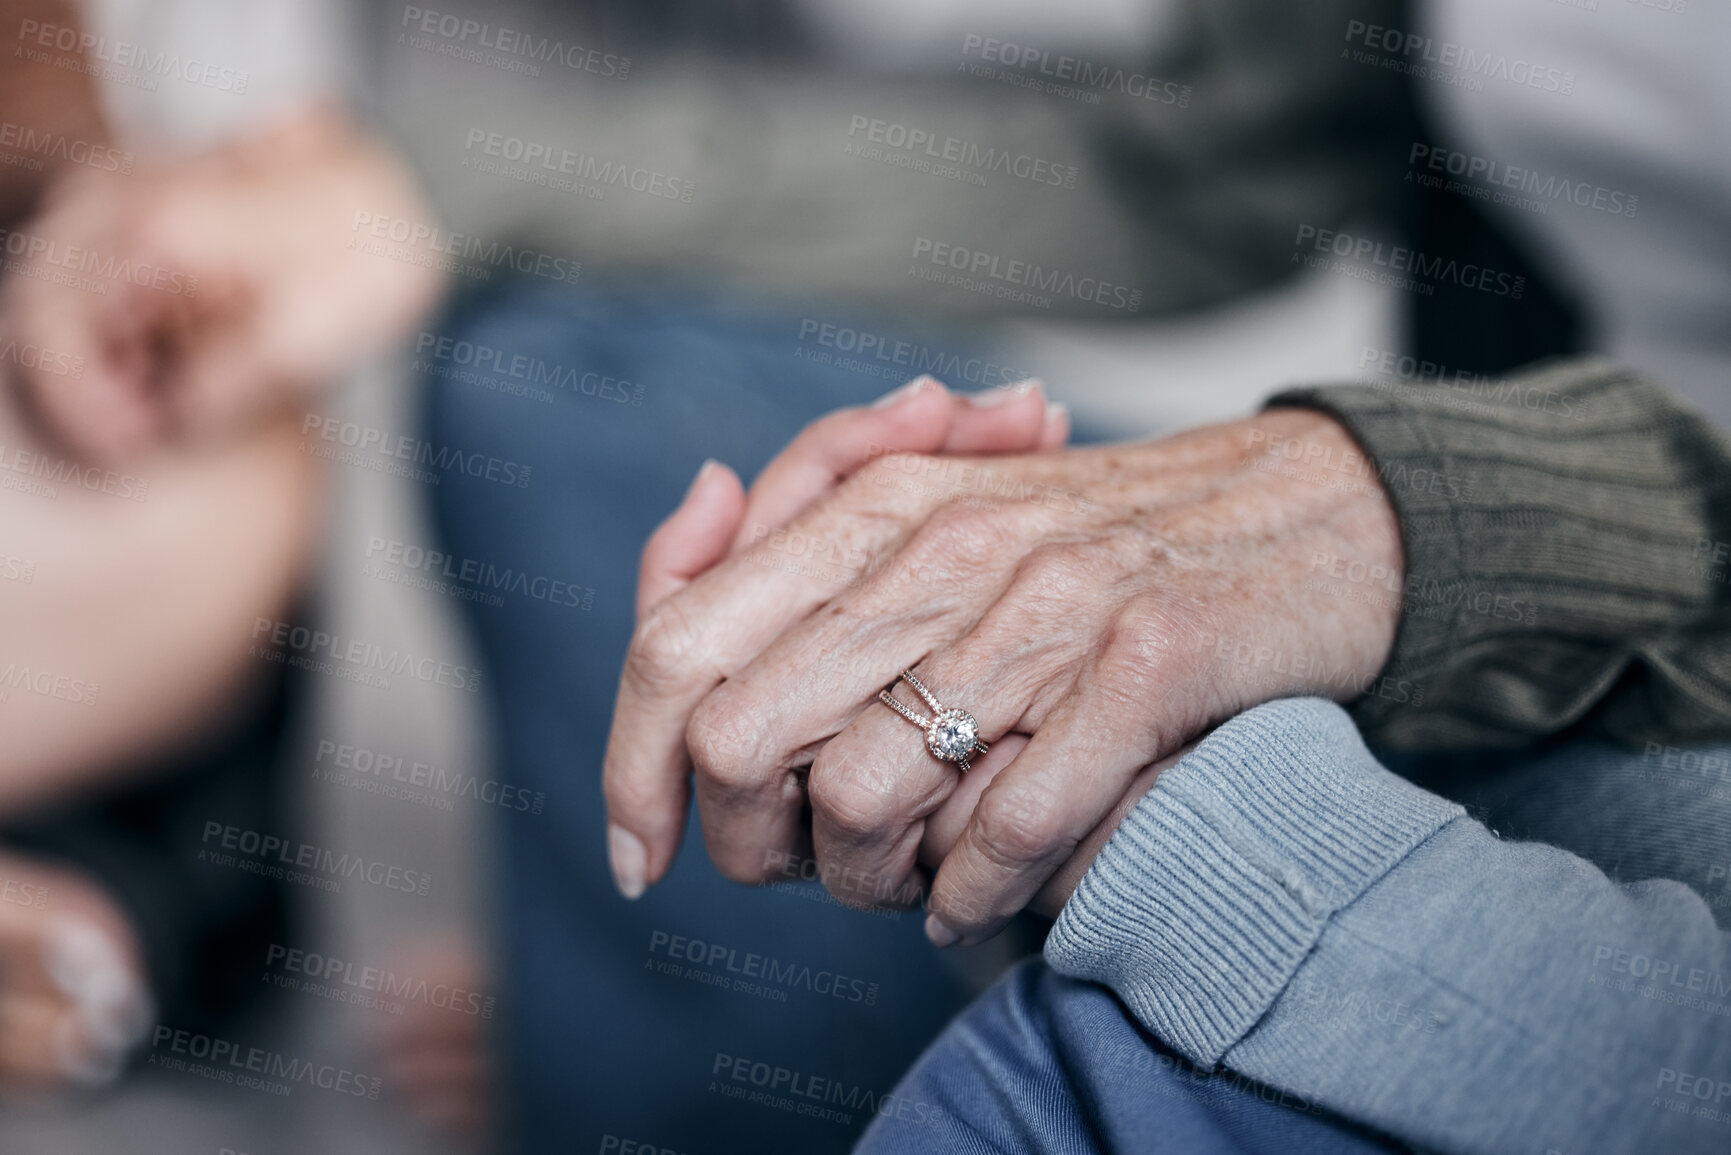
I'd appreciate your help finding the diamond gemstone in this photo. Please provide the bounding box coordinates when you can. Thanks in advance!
[928,709,979,762]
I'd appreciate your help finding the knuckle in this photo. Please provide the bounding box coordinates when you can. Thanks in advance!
[808,749,904,839]
[624,600,706,695]
[971,782,1069,869]
[1099,590,1211,677]
[845,452,925,503]
[902,499,1017,572]
[1009,541,1102,605]
[1089,592,1219,736]
[686,691,770,790]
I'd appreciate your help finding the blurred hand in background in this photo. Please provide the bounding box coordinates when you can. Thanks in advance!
[2,103,444,464]
[0,849,151,1098]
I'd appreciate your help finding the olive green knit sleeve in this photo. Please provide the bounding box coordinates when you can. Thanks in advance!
[1269,357,1731,750]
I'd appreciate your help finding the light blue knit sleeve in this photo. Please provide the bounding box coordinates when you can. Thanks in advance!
[1045,697,1731,1155]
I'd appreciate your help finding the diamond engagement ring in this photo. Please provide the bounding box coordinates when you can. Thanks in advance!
[878,670,989,773]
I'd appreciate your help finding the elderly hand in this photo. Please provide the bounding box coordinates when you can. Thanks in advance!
[914,730,1190,921]
[605,404,1404,946]
[2,104,443,463]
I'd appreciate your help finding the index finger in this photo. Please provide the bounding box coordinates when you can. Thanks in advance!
[603,430,943,900]
[730,378,1053,551]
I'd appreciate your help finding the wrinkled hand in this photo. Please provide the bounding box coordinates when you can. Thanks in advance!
[3,104,443,463]
[605,406,1403,945]
[607,376,1065,884]
[914,731,1190,921]
[0,850,153,1096]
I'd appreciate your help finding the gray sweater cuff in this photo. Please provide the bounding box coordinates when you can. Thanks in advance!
[1044,697,1462,1067]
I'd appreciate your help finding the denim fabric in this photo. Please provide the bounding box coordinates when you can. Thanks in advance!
[421,281,994,1154]
[856,958,1406,1155]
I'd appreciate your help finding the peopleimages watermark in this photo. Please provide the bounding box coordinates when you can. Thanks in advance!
[1303,549,1539,626]
[398,6,630,79]
[1342,19,1575,96]
[1589,943,1731,1018]
[958,35,1191,107]
[844,114,1077,190]
[598,1135,689,1155]
[312,738,546,816]
[1694,538,1731,588]
[364,535,595,612]
[413,329,645,406]
[1247,426,1478,504]
[148,1024,380,1100]
[263,942,496,1019]
[0,119,133,175]
[1408,142,1637,219]
[16,19,250,94]
[0,875,48,910]
[1288,975,1446,1034]
[199,820,433,897]
[710,1053,942,1130]
[462,127,694,203]
[1654,1067,1731,1127]
[1293,223,1525,300]
[348,210,581,285]
[1356,345,1590,423]
[1206,630,1427,708]
[0,439,148,502]
[0,663,98,708]
[249,616,483,694]
[301,412,534,489]
[647,929,881,1007]
[0,336,83,379]
[0,223,198,298]
[1639,742,1731,805]
[0,553,33,584]
[761,849,909,920]
[794,319,1029,388]
[861,446,1096,513]
[909,236,1142,312]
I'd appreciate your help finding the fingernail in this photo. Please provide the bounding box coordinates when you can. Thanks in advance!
[871,376,938,409]
[1044,401,1068,424]
[924,914,959,948]
[608,824,648,900]
[47,920,125,1004]
[55,1019,125,1089]
[966,378,1043,407]
[48,920,155,1050]
[688,458,720,490]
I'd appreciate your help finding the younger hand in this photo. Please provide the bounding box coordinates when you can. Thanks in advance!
[4,104,444,463]
[0,850,153,1096]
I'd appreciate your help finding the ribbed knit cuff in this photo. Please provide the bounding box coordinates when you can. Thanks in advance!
[1266,358,1725,749]
[1044,698,1462,1067]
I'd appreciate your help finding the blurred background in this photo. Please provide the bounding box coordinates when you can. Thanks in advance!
[0,0,1721,1151]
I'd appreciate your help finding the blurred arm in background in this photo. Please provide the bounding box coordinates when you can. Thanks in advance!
[0,0,442,808]
[0,0,442,1099]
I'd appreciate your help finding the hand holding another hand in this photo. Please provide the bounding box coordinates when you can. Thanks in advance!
[604,388,1404,946]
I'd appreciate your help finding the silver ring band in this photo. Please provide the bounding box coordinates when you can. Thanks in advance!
[878,670,988,773]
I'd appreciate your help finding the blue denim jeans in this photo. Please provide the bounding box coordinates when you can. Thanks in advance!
[856,959,1406,1155]
[422,280,993,1153]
